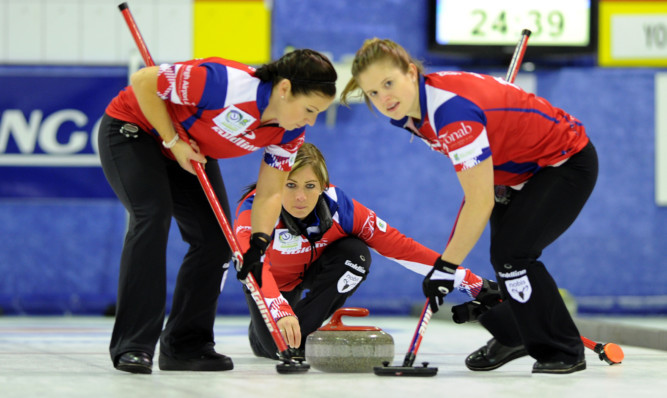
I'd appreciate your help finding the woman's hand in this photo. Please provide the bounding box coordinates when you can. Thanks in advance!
[276,315,302,348]
[170,138,207,175]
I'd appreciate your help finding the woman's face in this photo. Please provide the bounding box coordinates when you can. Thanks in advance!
[282,165,323,220]
[356,60,420,120]
[276,92,334,131]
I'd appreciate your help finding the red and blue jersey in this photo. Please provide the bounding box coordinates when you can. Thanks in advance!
[234,185,444,319]
[105,57,304,171]
[390,72,589,187]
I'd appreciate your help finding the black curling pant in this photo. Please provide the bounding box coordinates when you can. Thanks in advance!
[98,114,232,365]
[246,237,371,359]
[479,141,598,364]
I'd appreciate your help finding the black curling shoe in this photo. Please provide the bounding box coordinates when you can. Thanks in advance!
[159,350,234,371]
[115,351,153,374]
[532,359,586,374]
[465,338,529,371]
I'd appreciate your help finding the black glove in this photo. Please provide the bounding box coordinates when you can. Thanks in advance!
[476,279,503,308]
[237,232,271,287]
[451,279,503,323]
[422,257,458,313]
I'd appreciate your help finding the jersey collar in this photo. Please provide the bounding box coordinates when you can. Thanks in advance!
[389,74,427,129]
[256,80,272,115]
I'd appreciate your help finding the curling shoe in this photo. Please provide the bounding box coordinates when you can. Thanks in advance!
[115,351,153,374]
[465,338,528,371]
[159,350,234,371]
[532,359,586,374]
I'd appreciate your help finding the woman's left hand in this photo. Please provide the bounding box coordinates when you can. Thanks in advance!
[277,316,302,348]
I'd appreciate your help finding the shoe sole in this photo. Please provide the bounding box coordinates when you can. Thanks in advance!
[115,363,152,374]
[158,358,234,372]
[532,361,586,374]
[466,349,529,371]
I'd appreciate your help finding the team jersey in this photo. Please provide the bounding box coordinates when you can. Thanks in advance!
[390,72,589,187]
[105,57,304,171]
[235,185,482,320]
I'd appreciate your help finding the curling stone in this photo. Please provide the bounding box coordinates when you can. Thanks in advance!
[306,307,394,373]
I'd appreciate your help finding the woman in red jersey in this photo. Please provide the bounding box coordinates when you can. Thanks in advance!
[235,143,500,359]
[341,38,598,375]
[98,50,336,374]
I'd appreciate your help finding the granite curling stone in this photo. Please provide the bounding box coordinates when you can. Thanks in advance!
[306,307,394,373]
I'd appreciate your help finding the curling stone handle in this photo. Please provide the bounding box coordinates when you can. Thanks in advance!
[316,307,381,331]
[329,307,369,327]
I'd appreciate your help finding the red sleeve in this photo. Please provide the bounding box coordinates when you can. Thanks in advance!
[349,199,439,275]
[156,63,207,106]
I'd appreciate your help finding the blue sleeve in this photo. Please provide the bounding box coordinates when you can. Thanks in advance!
[199,62,229,109]
[432,96,486,132]
[331,187,355,234]
[281,128,306,144]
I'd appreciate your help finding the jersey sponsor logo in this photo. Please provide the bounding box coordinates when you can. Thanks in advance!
[178,65,194,105]
[213,105,256,137]
[498,269,526,279]
[449,129,490,171]
[345,259,366,275]
[441,122,474,146]
[505,275,532,303]
[211,125,260,152]
[274,229,302,251]
[0,109,101,166]
[376,216,387,232]
[337,271,363,294]
[278,241,328,255]
[273,229,330,254]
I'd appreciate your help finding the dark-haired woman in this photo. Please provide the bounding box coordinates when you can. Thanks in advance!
[98,50,337,374]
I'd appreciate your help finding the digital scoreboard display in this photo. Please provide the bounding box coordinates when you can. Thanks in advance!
[428,0,598,58]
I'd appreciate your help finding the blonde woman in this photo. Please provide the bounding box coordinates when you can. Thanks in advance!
[234,143,499,359]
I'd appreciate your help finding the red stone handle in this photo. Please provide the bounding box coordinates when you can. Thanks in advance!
[318,307,381,331]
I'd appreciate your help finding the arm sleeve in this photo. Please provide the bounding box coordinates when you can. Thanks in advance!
[156,63,209,107]
[263,132,305,171]
[432,96,491,171]
[347,197,440,275]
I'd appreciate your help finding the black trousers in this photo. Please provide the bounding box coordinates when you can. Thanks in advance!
[98,114,232,364]
[246,237,371,359]
[480,141,598,363]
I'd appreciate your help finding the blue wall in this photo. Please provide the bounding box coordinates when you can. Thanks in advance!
[1,0,666,315]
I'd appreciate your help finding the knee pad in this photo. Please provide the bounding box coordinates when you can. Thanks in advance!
[493,260,534,304]
[333,238,371,295]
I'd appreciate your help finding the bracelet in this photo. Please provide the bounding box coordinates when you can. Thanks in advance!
[162,135,179,149]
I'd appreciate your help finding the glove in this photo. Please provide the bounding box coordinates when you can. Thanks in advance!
[451,279,503,323]
[237,232,271,287]
[451,301,487,324]
[422,257,458,313]
[476,279,503,308]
